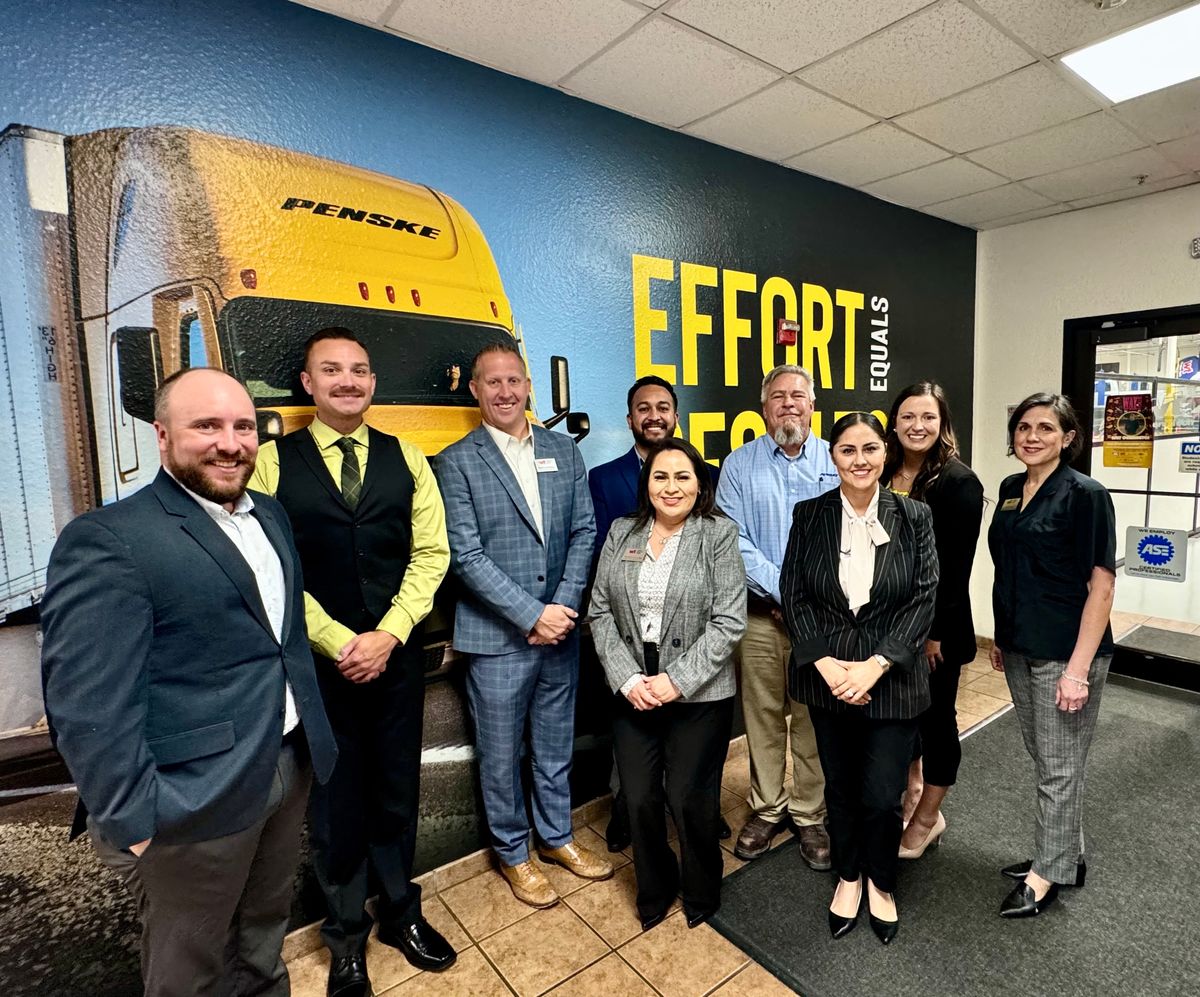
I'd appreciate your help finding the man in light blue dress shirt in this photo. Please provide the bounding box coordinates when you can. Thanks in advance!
[716,364,839,867]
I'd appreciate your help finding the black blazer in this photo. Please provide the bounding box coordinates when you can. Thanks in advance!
[40,471,337,848]
[780,488,938,720]
[919,457,984,667]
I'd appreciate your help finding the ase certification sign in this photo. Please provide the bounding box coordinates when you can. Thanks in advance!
[1124,526,1188,583]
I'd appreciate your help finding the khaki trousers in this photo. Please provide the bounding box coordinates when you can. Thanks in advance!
[736,608,825,825]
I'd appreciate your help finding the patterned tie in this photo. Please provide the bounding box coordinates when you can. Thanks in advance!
[335,437,361,508]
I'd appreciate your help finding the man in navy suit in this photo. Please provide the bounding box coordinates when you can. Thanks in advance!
[587,375,728,850]
[436,341,612,908]
[40,368,337,997]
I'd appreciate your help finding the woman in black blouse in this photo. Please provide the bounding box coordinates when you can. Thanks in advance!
[989,393,1116,919]
[882,383,984,859]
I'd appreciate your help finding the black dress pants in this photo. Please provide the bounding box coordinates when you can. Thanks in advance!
[915,657,966,786]
[308,645,425,957]
[613,676,734,922]
[809,705,917,893]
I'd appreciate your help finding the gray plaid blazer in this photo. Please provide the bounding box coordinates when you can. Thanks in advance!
[435,424,595,655]
[588,514,746,703]
[780,488,938,720]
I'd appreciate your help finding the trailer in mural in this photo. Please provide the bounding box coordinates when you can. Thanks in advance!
[0,122,594,869]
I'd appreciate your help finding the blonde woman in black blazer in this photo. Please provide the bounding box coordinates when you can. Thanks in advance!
[780,413,938,945]
[589,439,746,932]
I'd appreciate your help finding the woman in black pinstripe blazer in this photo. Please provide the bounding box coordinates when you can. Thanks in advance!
[780,413,938,945]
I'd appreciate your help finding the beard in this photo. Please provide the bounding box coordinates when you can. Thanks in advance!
[167,451,254,505]
[632,420,676,451]
[772,419,809,449]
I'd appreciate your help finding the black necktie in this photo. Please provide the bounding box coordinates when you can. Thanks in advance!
[335,437,361,508]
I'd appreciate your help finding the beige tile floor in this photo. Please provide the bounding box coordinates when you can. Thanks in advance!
[287,649,1014,997]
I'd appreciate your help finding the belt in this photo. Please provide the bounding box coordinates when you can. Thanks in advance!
[747,593,777,615]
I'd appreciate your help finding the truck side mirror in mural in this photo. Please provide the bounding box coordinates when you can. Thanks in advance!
[566,411,589,442]
[550,354,570,415]
[115,326,162,424]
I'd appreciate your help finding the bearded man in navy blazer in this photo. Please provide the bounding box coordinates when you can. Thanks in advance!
[435,341,612,908]
[40,368,337,997]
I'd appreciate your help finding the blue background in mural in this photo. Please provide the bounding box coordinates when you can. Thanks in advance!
[0,0,976,467]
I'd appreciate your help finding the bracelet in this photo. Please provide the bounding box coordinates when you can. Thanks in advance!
[1061,672,1089,687]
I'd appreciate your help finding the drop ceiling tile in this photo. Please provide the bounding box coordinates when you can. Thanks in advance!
[1023,146,1182,201]
[784,123,947,187]
[797,2,1032,118]
[923,182,1055,225]
[864,157,1006,207]
[685,80,874,160]
[977,204,1072,229]
[1113,77,1200,143]
[297,0,396,21]
[895,64,1100,153]
[387,0,646,86]
[1155,132,1200,172]
[562,19,780,126]
[972,0,1193,58]
[1067,174,1197,208]
[969,111,1145,180]
[667,0,935,73]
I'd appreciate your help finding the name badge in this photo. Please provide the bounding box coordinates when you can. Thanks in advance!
[1000,497,1020,511]
[535,458,558,473]
[621,547,646,562]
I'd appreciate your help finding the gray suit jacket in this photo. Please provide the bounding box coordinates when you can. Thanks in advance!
[588,514,746,703]
[435,424,595,655]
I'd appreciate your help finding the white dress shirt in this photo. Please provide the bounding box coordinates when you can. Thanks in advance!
[171,475,298,734]
[838,487,890,616]
[619,531,683,697]
[483,421,543,539]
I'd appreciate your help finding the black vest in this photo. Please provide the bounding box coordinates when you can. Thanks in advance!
[275,426,414,638]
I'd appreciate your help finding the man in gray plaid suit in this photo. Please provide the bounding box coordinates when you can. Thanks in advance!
[435,341,613,907]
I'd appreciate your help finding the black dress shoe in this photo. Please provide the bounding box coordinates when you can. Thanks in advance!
[685,909,712,929]
[828,881,862,940]
[718,816,731,839]
[866,886,898,944]
[377,917,456,972]
[640,909,668,932]
[1001,859,1086,887]
[999,881,1060,918]
[606,793,632,852]
[327,950,371,997]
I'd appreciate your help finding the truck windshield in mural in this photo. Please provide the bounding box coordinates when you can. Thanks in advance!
[0,123,590,877]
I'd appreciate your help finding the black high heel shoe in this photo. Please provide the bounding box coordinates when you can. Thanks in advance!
[1001,859,1086,887]
[999,881,1059,918]
[828,879,863,939]
[867,884,899,945]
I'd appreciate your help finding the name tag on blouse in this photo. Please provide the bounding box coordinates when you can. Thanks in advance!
[535,458,558,472]
[1000,497,1020,511]
[621,547,646,562]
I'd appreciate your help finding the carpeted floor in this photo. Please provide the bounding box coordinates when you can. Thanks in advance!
[710,676,1200,997]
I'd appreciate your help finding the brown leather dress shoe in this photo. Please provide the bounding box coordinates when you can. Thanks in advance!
[499,860,561,908]
[797,823,832,870]
[734,815,788,860]
[536,840,615,881]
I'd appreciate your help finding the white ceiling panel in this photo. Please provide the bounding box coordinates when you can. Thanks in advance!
[969,112,1145,180]
[304,0,395,21]
[667,0,935,73]
[1158,132,1200,171]
[1068,173,1197,208]
[973,0,1195,58]
[784,124,947,187]
[977,204,1072,229]
[895,64,1100,153]
[1113,77,1200,143]
[685,80,874,161]
[1023,146,1183,201]
[797,2,1032,118]
[386,0,646,85]
[923,183,1056,225]
[562,19,780,127]
[864,157,1006,208]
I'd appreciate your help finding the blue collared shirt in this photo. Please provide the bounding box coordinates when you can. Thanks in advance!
[716,433,839,604]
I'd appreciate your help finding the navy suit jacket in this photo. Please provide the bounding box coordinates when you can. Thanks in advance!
[435,424,595,655]
[40,471,337,848]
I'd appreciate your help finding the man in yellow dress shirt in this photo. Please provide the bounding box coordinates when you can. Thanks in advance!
[249,327,454,997]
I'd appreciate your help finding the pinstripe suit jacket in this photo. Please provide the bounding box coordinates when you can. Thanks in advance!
[587,514,746,703]
[435,424,595,655]
[780,488,938,720]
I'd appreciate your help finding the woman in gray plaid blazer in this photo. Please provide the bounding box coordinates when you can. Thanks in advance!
[588,438,746,933]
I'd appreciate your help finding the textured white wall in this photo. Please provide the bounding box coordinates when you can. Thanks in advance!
[971,184,1200,636]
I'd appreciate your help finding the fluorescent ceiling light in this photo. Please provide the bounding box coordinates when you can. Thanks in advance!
[1061,2,1200,103]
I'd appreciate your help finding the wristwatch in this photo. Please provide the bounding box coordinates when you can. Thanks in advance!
[873,653,893,673]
